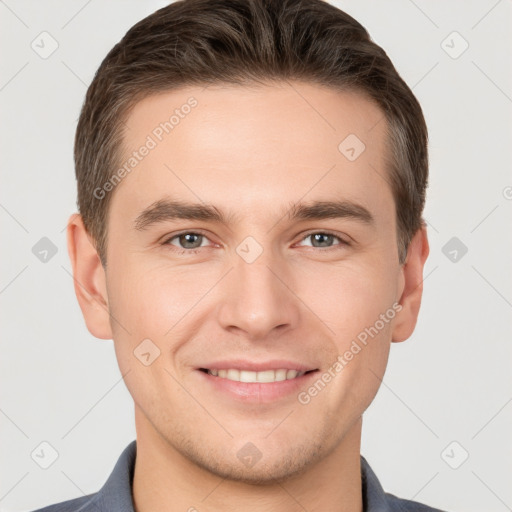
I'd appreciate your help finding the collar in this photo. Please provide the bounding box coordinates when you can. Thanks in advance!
[83,440,435,512]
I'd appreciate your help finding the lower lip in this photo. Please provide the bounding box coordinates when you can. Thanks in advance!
[195,370,319,404]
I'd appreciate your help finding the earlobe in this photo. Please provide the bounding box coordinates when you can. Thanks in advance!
[66,213,113,340]
[391,226,430,343]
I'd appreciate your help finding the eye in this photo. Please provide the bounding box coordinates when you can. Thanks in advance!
[296,231,348,249]
[163,231,212,253]
[161,230,349,255]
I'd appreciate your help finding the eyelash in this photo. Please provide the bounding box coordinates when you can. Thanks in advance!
[161,230,350,255]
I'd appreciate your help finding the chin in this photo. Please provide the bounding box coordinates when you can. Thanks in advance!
[177,436,327,485]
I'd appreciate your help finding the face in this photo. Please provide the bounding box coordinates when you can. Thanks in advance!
[72,82,424,483]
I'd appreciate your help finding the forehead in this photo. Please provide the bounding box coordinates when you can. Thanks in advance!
[112,82,392,225]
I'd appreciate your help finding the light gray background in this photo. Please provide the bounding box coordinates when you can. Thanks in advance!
[1,1,511,511]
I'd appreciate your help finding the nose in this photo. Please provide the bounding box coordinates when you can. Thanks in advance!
[217,249,300,341]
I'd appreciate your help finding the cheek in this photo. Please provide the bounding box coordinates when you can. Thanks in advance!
[310,264,396,408]
[106,266,194,410]
[304,261,399,339]
[105,267,175,387]
[108,263,209,336]
[302,262,395,398]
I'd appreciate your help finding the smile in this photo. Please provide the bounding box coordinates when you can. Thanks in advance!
[200,368,313,383]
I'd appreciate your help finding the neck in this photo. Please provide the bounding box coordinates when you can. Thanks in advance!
[132,411,363,512]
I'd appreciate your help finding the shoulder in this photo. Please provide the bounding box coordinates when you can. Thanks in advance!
[384,491,448,511]
[28,493,100,512]
[28,441,136,512]
[360,455,448,512]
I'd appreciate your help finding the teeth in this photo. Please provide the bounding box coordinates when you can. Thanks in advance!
[207,368,306,383]
[286,369,298,379]
[226,369,239,381]
[257,370,275,383]
[275,369,287,381]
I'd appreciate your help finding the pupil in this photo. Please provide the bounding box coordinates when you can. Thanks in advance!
[178,233,332,249]
[314,233,331,247]
[181,233,200,248]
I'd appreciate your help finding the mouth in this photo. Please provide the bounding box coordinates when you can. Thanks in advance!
[199,368,318,383]
[195,360,320,403]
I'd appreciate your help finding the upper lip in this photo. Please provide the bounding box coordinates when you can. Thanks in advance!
[197,360,318,372]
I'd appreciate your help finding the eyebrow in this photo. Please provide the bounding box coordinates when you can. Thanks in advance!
[133,198,374,231]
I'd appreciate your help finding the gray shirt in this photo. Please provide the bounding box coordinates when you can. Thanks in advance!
[31,441,447,511]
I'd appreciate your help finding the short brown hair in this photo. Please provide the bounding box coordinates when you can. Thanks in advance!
[75,0,428,266]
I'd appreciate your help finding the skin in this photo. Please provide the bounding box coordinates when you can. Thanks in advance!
[67,81,429,512]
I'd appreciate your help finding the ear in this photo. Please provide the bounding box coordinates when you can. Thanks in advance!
[66,213,113,340]
[391,225,429,343]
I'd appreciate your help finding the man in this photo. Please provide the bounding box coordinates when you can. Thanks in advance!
[32,0,446,510]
